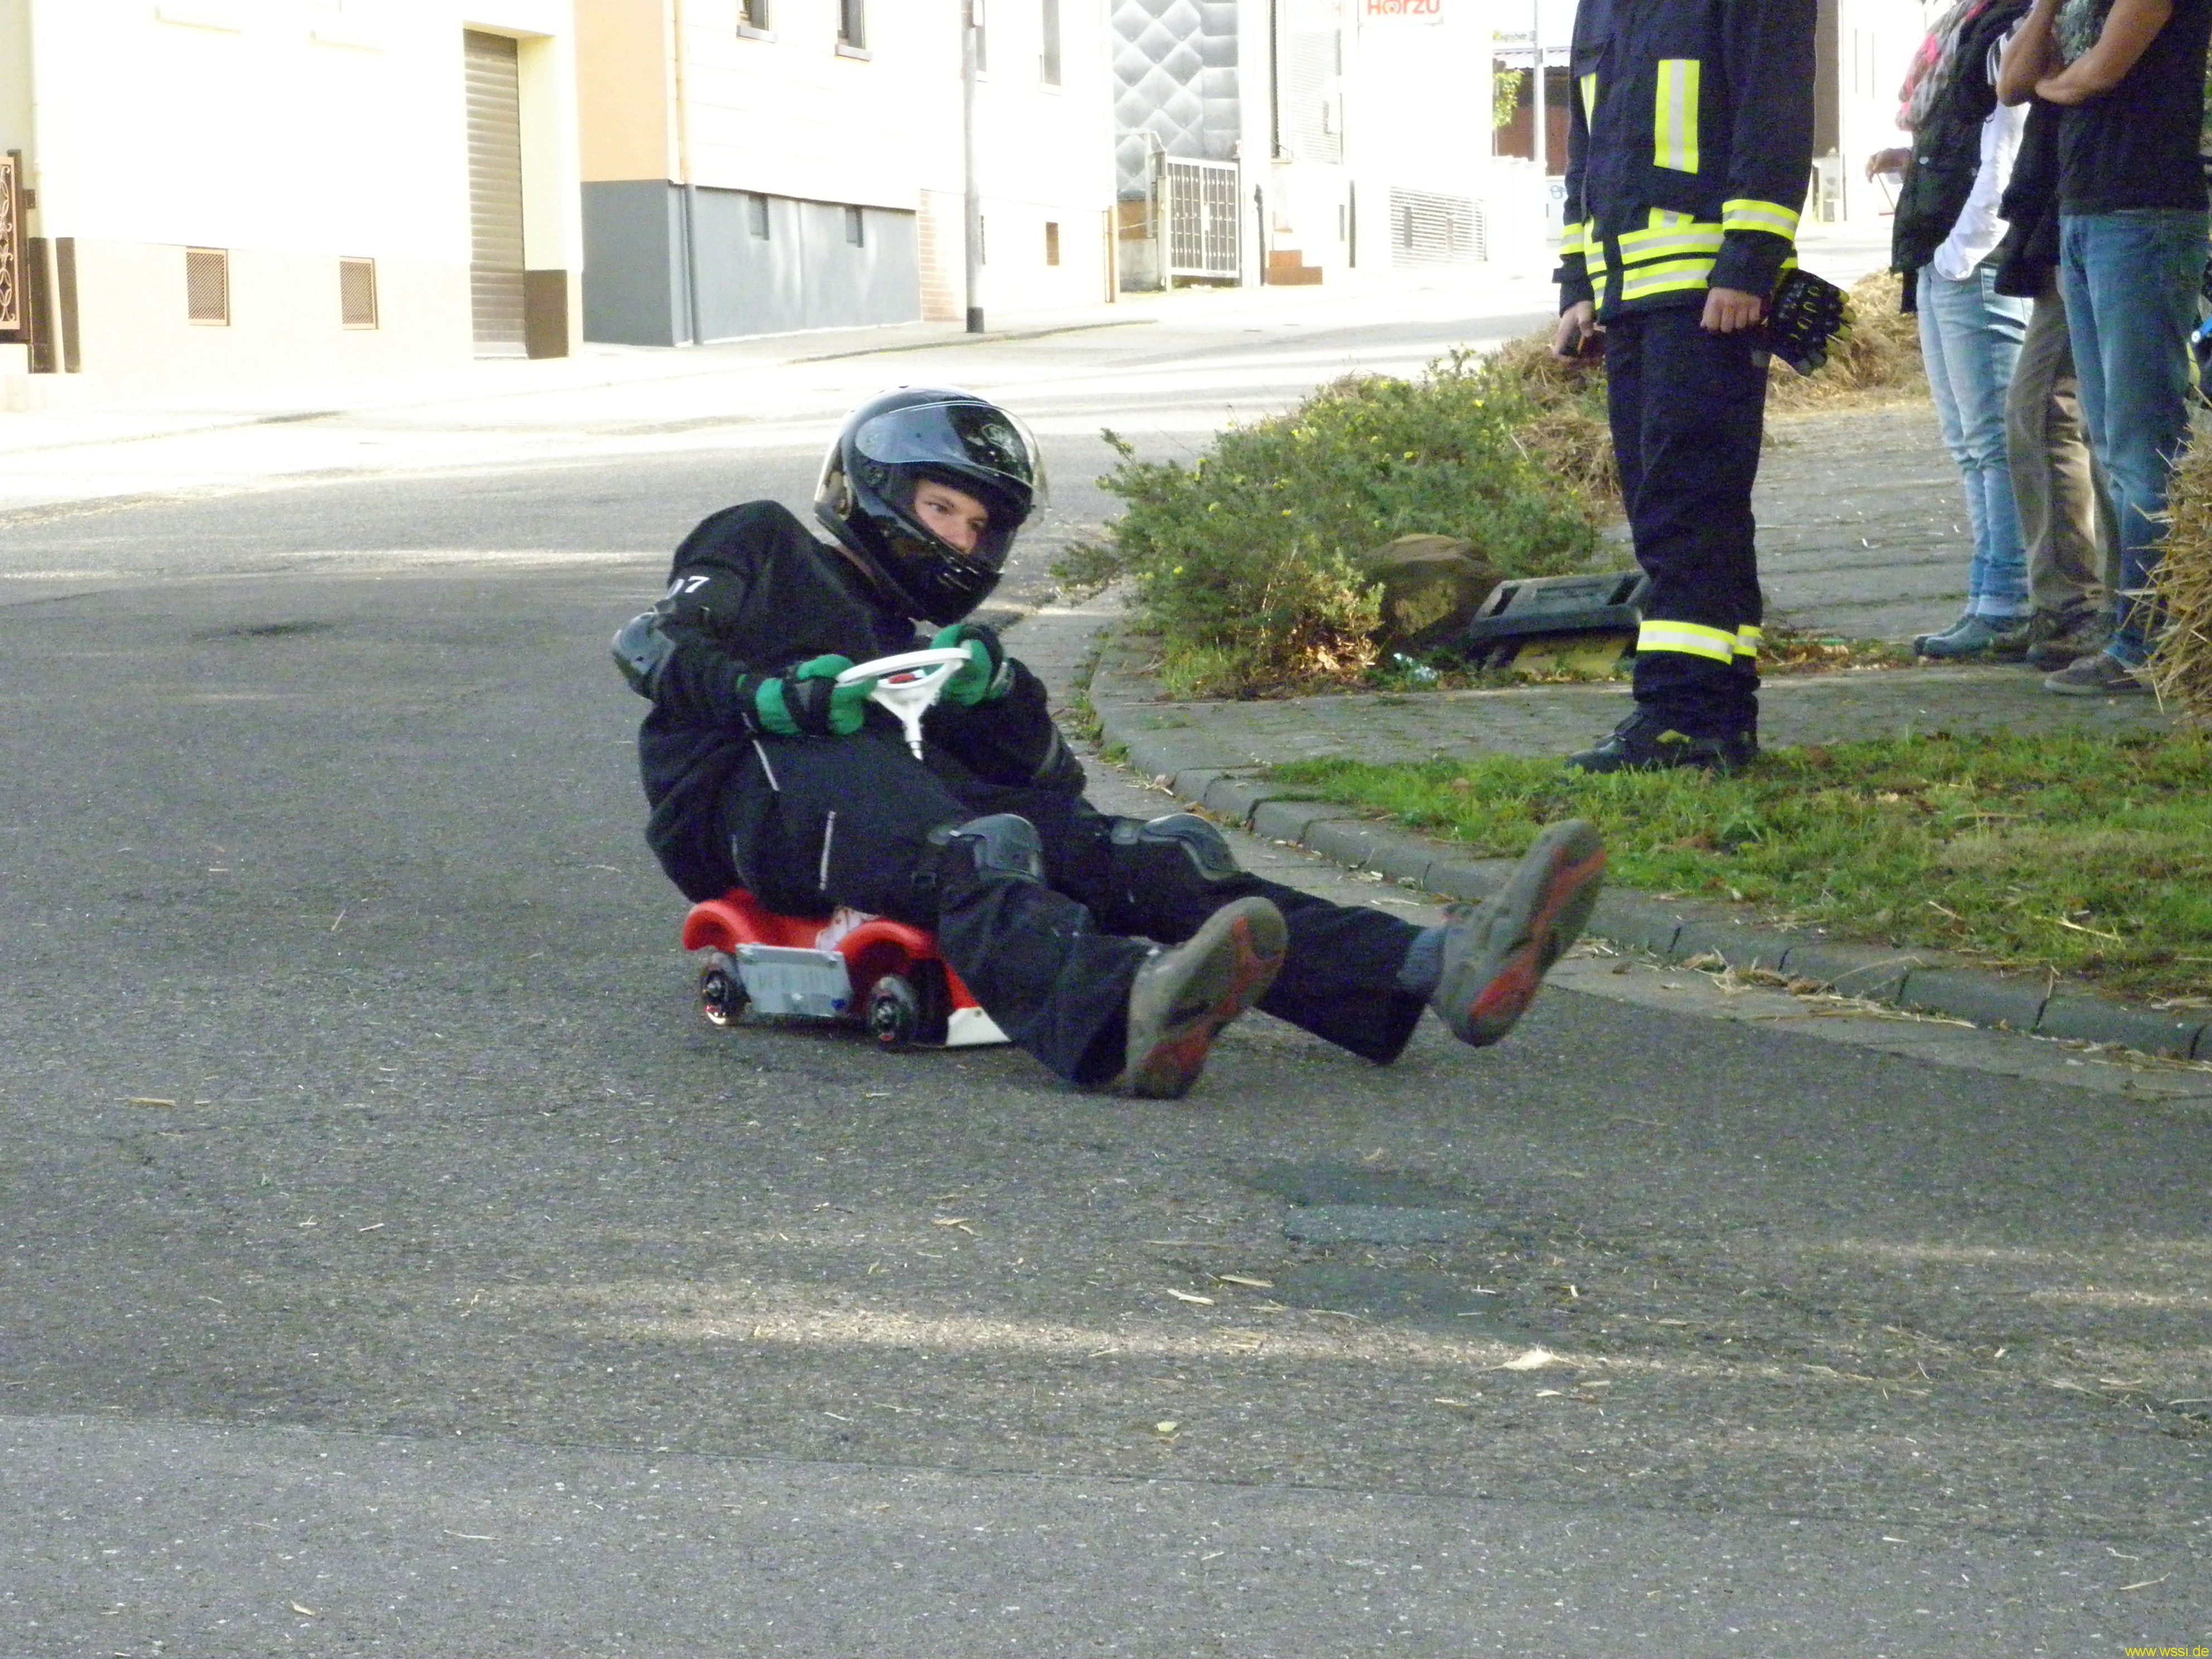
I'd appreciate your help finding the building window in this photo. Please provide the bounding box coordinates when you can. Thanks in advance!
[747,193,771,239]
[738,0,769,35]
[845,205,866,247]
[339,257,379,328]
[186,247,230,325]
[837,0,865,49]
[1040,0,1060,84]
[1044,221,1060,265]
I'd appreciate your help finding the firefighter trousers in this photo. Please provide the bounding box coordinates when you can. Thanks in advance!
[1606,304,1770,737]
[719,727,1430,1085]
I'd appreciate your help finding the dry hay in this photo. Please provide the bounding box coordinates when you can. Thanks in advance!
[1485,331,1620,518]
[2148,428,2212,721]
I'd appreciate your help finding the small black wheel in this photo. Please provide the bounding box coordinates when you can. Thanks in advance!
[867,973,921,1049]
[698,952,747,1029]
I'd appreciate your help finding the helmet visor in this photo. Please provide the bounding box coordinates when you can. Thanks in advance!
[852,399,1047,511]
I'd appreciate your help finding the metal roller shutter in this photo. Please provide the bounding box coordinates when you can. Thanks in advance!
[464,30,527,357]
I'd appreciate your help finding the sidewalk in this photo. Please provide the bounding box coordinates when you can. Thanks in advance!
[1075,399,2208,1065]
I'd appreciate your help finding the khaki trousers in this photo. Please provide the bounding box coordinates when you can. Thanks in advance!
[2005,279,2117,617]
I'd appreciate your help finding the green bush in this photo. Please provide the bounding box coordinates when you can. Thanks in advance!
[1055,352,1604,698]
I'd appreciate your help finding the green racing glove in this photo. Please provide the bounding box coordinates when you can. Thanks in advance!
[749,654,877,737]
[931,622,1014,707]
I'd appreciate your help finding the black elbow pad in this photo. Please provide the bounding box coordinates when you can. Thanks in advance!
[612,610,676,697]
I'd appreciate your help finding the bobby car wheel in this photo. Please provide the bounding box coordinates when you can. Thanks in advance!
[698,951,748,1028]
[866,973,923,1049]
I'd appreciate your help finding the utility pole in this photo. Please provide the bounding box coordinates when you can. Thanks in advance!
[963,0,984,334]
[1529,0,1545,182]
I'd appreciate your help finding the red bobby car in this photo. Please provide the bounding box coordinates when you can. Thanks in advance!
[678,646,1012,1052]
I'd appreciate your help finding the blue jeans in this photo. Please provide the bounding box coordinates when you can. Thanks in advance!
[2058,209,2210,663]
[1918,260,2031,618]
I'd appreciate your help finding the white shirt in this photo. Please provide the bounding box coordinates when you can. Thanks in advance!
[1932,32,2027,281]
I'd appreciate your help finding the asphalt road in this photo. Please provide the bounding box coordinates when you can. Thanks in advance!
[1,289,2207,1657]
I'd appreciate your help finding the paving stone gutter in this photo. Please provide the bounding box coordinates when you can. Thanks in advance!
[1082,632,2212,1064]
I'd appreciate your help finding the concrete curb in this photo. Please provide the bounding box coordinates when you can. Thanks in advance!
[1086,638,2211,1063]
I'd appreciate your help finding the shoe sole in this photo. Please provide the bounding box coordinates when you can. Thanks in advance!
[1439,821,1607,1048]
[1123,898,1288,1099]
[2044,667,2148,696]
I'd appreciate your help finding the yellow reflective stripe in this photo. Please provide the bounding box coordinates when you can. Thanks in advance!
[1722,197,1801,239]
[1579,72,1598,121]
[1559,221,1587,257]
[1637,620,1737,663]
[1618,256,1716,299]
[1585,238,1611,277]
[1617,228,1724,258]
[1654,59,1700,173]
[1735,625,1763,660]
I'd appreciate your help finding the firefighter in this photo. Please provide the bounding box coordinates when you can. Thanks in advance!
[614,387,1607,1098]
[1553,0,1819,772]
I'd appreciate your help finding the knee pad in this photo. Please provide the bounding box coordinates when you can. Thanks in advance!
[1109,812,1241,889]
[929,813,1046,883]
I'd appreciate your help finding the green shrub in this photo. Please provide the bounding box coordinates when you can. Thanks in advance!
[1056,352,1604,698]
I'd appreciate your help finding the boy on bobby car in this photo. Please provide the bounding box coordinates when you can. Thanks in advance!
[614,387,1607,1098]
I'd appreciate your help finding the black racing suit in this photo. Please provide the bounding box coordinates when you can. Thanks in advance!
[621,501,1429,1085]
[1555,0,1817,740]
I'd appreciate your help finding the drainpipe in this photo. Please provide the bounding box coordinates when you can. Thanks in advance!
[671,0,704,345]
[963,0,984,333]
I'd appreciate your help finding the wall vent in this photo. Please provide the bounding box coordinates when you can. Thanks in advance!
[1044,221,1061,266]
[339,258,379,328]
[186,247,230,324]
[1388,190,1485,267]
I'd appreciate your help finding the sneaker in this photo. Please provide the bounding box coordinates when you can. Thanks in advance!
[1911,613,1975,654]
[1566,710,1758,774]
[2022,607,2112,672]
[1432,820,1607,1048]
[2041,650,2148,696]
[1914,614,2032,660]
[1122,896,1287,1099]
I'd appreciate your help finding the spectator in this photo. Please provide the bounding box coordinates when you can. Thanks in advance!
[1999,0,2212,695]
[1992,96,2122,671]
[1874,0,2037,661]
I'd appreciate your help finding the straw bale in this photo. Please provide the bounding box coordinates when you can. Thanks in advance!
[2148,427,2212,721]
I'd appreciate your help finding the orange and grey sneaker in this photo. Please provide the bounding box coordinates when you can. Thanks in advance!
[1432,819,1605,1048]
[1122,897,1287,1099]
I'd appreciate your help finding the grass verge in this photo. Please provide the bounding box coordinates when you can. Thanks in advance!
[1272,730,2212,1002]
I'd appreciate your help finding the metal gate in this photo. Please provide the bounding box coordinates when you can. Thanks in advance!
[464,30,527,357]
[1160,157,1240,282]
[0,153,23,339]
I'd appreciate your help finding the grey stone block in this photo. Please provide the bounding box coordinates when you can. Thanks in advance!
[1165,767,1231,803]
[1894,968,2048,1033]
[1669,918,1791,973]
[1420,857,1512,905]
[1250,798,1363,843]
[1361,832,1438,889]
[1585,891,1683,957]
[1773,942,1923,1002]
[2036,995,2207,1059]
[1282,1205,1482,1245]
[1302,817,1390,869]
[1199,774,1275,826]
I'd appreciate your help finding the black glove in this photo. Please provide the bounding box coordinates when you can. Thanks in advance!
[1757,269,1851,377]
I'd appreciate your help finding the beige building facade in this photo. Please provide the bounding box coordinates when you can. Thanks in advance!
[0,0,583,408]
[574,0,1117,346]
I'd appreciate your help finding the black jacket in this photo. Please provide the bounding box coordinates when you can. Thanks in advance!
[622,501,1078,900]
[1891,0,2030,297]
[1555,0,1817,318]
[1992,99,2063,298]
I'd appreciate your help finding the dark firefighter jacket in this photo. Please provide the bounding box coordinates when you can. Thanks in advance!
[618,500,1080,901]
[1554,0,1818,318]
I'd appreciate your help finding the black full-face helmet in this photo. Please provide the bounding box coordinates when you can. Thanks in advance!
[813,387,1045,624]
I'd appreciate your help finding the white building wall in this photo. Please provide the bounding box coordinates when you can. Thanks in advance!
[5,0,581,403]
